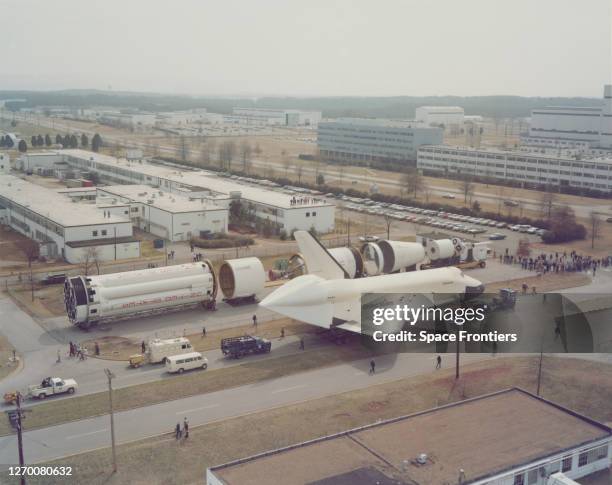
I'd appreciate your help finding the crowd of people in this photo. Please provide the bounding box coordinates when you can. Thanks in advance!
[498,249,611,276]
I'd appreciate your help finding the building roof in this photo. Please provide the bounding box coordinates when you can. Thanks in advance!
[210,388,611,485]
[96,185,225,213]
[320,118,429,130]
[65,236,140,248]
[61,149,333,210]
[0,175,129,227]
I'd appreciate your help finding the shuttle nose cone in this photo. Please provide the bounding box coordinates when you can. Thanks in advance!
[259,274,333,326]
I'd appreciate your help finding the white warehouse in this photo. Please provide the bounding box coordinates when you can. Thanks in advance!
[415,106,465,129]
[24,150,335,235]
[96,185,228,241]
[0,175,139,263]
[231,108,322,127]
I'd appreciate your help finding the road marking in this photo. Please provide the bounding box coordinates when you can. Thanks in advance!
[175,403,219,415]
[271,384,305,394]
[66,429,107,440]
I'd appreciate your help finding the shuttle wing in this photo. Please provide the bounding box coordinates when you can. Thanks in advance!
[293,231,350,280]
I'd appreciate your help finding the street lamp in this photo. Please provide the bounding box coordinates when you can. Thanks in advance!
[104,369,117,473]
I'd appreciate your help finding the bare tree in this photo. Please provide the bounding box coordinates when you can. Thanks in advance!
[460,177,474,204]
[539,185,557,220]
[402,168,421,198]
[20,239,39,302]
[253,142,262,158]
[422,180,432,203]
[383,214,393,240]
[81,247,101,277]
[296,164,304,184]
[281,150,290,177]
[178,135,189,162]
[240,140,252,173]
[589,211,602,249]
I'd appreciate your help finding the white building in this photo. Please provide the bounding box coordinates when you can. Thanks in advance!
[96,185,228,241]
[415,106,465,129]
[232,108,322,127]
[207,388,611,485]
[418,145,612,193]
[23,150,335,235]
[155,109,208,126]
[0,175,138,263]
[524,85,612,149]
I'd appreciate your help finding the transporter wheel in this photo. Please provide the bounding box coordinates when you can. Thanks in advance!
[163,357,169,364]
[67,388,75,395]
[202,363,208,370]
[479,261,486,268]
[178,368,184,374]
[38,393,46,400]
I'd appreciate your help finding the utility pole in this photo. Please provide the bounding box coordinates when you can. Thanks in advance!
[536,345,544,396]
[455,333,460,380]
[104,369,117,473]
[15,392,27,485]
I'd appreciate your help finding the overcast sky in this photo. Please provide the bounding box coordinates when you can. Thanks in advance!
[2,0,611,97]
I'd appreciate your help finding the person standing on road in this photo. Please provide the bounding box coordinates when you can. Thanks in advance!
[175,423,181,440]
[202,326,207,338]
[141,340,146,354]
[436,355,441,369]
[299,338,305,350]
[95,342,100,356]
[183,417,189,439]
[252,314,257,327]
[369,359,376,374]
[280,328,285,339]
[56,349,61,363]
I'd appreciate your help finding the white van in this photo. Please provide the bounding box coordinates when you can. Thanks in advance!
[165,352,208,374]
[148,337,193,364]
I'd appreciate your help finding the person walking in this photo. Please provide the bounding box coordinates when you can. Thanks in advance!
[56,349,61,363]
[141,340,146,354]
[183,417,189,439]
[202,326,207,338]
[555,323,561,340]
[369,359,376,375]
[280,328,285,339]
[95,342,100,356]
[175,423,181,440]
[252,314,257,327]
[299,338,305,351]
[435,355,441,369]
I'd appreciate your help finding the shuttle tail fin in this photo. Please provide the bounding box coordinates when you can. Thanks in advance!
[293,231,349,280]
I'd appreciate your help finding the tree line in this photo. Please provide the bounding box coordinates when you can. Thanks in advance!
[0,132,103,153]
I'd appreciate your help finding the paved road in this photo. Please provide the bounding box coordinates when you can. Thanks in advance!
[0,351,489,465]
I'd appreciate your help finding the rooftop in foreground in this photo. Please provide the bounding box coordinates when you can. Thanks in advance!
[210,388,611,485]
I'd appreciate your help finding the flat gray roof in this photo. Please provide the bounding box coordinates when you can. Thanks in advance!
[211,388,611,485]
[61,149,334,210]
[0,175,129,227]
[97,185,225,213]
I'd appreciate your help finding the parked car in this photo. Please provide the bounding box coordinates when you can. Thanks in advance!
[359,235,380,242]
[442,194,456,199]
[489,233,507,240]
[42,273,66,285]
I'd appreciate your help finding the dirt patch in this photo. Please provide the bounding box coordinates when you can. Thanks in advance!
[11,356,612,485]
[7,284,66,319]
[485,272,590,293]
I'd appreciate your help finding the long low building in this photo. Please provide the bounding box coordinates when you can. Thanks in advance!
[0,175,139,263]
[232,108,321,127]
[318,118,443,165]
[21,150,335,235]
[207,388,611,485]
[418,145,612,192]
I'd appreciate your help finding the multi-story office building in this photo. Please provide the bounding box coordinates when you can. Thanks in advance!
[417,145,612,192]
[523,85,612,150]
[318,118,443,165]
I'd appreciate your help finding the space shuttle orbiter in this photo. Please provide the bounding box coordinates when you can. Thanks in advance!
[259,231,484,333]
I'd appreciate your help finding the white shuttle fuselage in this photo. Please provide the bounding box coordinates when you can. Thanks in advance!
[260,231,484,333]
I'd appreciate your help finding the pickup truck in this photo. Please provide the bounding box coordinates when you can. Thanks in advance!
[28,377,78,399]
